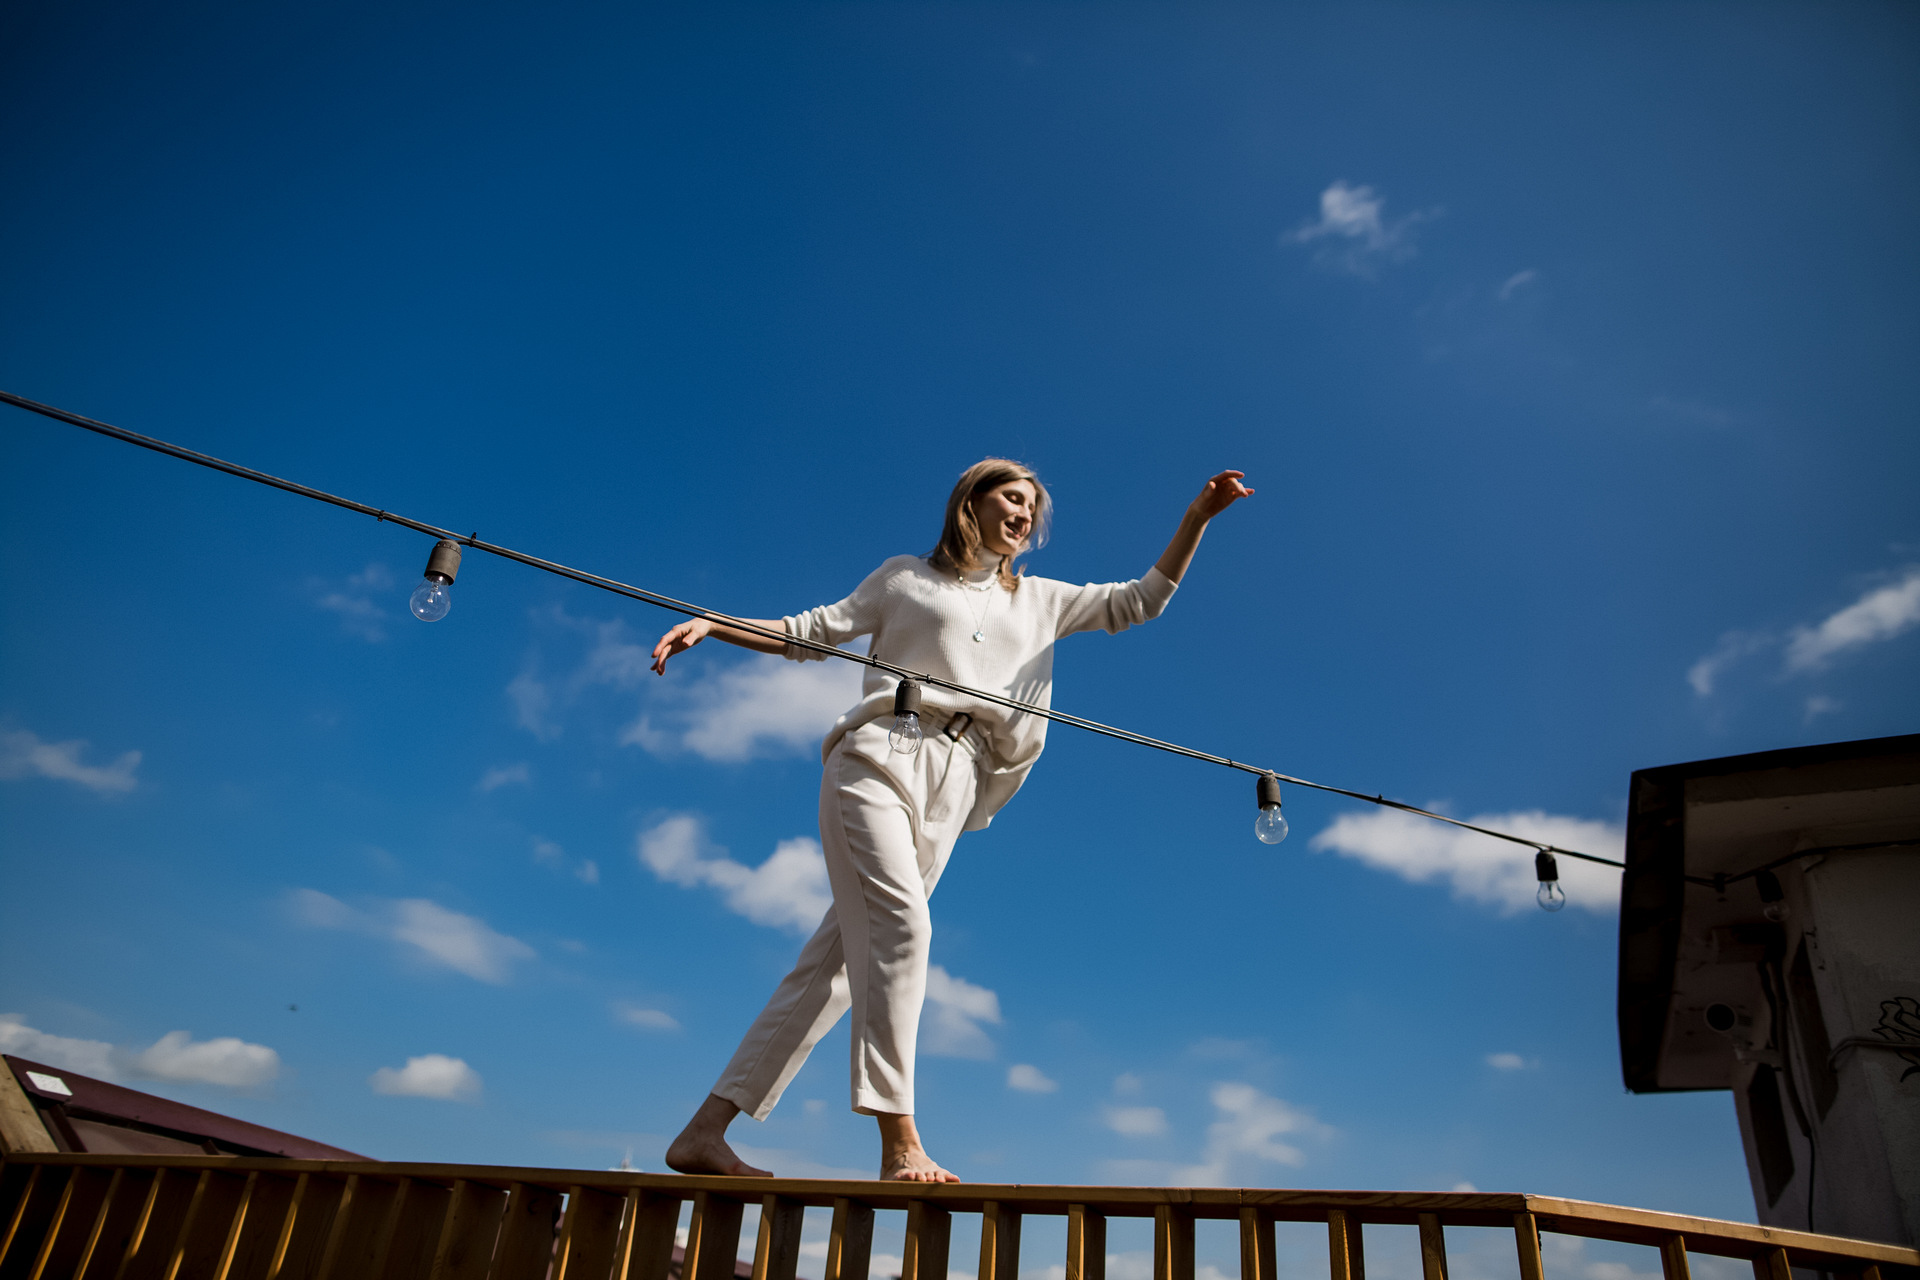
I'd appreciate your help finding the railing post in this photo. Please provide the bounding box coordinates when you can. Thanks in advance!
[1239,1208,1275,1280]
[427,1179,507,1280]
[1417,1214,1448,1280]
[823,1198,873,1280]
[1658,1235,1690,1280]
[1512,1213,1544,1280]
[615,1190,681,1280]
[980,1202,1021,1280]
[1750,1249,1792,1280]
[490,1182,564,1280]
[1066,1205,1106,1280]
[1155,1204,1194,1280]
[685,1191,745,1280]
[267,1171,346,1280]
[903,1200,952,1280]
[553,1185,627,1280]
[1328,1210,1365,1280]
[752,1194,805,1280]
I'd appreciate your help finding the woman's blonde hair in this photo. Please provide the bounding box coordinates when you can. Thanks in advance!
[927,459,1051,593]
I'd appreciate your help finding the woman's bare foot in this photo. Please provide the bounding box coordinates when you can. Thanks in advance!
[665,1094,773,1177]
[876,1113,960,1183]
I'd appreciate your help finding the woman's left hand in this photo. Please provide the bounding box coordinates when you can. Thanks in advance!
[1189,470,1254,521]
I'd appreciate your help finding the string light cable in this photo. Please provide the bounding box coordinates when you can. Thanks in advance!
[2,388,1627,897]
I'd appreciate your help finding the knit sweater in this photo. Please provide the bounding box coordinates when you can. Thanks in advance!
[783,555,1178,831]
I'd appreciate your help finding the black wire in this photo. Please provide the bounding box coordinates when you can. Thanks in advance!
[1,387,1627,870]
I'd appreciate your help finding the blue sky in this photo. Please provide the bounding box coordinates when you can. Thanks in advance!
[3,0,1919,1273]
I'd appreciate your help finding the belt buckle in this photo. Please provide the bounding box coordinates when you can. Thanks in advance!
[942,712,975,742]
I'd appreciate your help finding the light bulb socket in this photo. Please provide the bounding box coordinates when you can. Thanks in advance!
[1754,868,1785,904]
[423,539,463,584]
[893,679,923,718]
[1535,850,1560,883]
[1256,773,1283,811]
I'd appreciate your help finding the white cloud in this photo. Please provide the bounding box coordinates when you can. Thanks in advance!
[923,964,1001,1059]
[1687,630,1770,697]
[1486,1052,1530,1071]
[1309,808,1622,915]
[1008,1063,1058,1093]
[313,563,394,642]
[1114,1072,1144,1096]
[614,1003,681,1032]
[476,762,531,793]
[532,837,599,885]
[576,859,600,885]
[291,889,535,982]
[0,729,141,795]
[0,1015,278,1089]
[624,655,862,762]
[1784,569,1920,672]
[370,1054,481,1101]
[1172,1083,1333,1185]
[1105,1105,1168,1137]
[1804,695,1841,724]
[1451,1181,1479,1193]
[130,1031,280,1088]
[1498,269,1539,300]
[1284,181,1433,275]
[636,815,832,935]
[507,663,560,741]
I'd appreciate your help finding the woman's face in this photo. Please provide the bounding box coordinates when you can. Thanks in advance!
[970,479,1039,557]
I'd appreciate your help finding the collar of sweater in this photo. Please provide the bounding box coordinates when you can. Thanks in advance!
[959,552,1003,590]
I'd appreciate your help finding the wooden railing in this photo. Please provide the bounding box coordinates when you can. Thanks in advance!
[2,1154,1914,1280]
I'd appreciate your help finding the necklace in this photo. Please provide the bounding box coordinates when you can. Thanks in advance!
[957,558,1000,642]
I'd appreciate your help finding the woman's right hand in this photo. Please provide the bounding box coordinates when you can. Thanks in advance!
[651,618,714,674]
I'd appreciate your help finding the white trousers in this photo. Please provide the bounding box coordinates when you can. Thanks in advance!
[712,720,980,1118]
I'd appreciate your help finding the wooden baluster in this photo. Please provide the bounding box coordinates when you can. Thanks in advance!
[822,1198,873,1280]
[1065,1206,1105,1280]
[314,1175,400,1280]
[903,1201,951,1280]
[1327,1211,1364,1280]
[615,1191,680,1280]
[1853,1267,1879,1280]
[426,1180,506,1280]
[160,1169,250,1280]
[222,1172,299,1280]
[553,1186,625,1280]
[979,1202,1021,1280]
[376,1177,454,1280]
[72,1167,132,1280]
[117,1166,200,1280]
[1155,1206,1194,1280]
[490,1183,565,1280]
[1238,1209,1274,1280]
[1511,1215,1544,1280]
[684,1192,745,1280]
[0,1165,63,1272]
[0,1164,42,1265]
[751,1195,804,1280]
[1657,1236,1688,1280]
[267,1174,346,1280]
[27,1163,113,1280]
[1417,1215,1448,1280]
[1748,1250,1792,1280]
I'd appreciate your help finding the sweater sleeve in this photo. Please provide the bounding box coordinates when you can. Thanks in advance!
[781,559,895,661]
[1052,566,1179,638]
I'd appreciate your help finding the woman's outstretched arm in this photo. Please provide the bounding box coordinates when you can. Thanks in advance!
[1153,470,1255,584]
[651,615,788,674]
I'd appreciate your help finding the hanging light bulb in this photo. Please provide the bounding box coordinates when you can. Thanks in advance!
[1254,773,1289,845]
[409,539,463,622]
[1535,850,1566,912]
[888,679,923,755]
[1756,869,1790,922]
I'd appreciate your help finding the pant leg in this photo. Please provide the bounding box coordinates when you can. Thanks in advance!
[709,905,851,1121]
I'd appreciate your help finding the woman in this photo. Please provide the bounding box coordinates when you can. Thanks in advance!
[652,460,1253,1182]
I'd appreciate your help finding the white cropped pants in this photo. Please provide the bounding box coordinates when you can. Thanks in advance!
[712,720,980,1119]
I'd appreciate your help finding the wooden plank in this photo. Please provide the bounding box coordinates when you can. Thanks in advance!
[751,1194,804,1280]
[823,1198,873,1280]
[1659,1236,1690,1280]
[554,1186,625,1280]
[684,1191,745,1280]
[489,1182,563,1280]
[267,1174,347,1280]
[1749,1249,1791,1280]
[1327,1211,1359,1280]
[0,1165,38,1252]
[1416,1215,1448,1280]
[427,1180,506,1280]
[1155,1206,1194,1280]
[223,1171,298,1280]
[615,1191,680,1280]
[0,1165,60,1278]
[0,1071,57,1155]
[979,1202,1020,1280]
[1065,1205,1105,1280]
[1855,1267,1879,1280]
[1512,1215,1544,1280]
[161,1169,249,1280]
[374,1177,452,1280]
[1238,1209,1274,1280]
[31,1166,115,1280]
[903,1201,951,1280]
[114,1167,198,1280]
[74,1168,138,1280]
[313,1175,399,1280]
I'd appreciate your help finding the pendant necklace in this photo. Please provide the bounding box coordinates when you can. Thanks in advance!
[958,571,996,642]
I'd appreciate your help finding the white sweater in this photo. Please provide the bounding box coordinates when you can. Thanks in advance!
[783,555,1178,831]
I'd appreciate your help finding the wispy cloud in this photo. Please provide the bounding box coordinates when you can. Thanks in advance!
[613,1002,682,1032]
[1284,180,1434,276]
[0,1014,279,1089]
[636,815,832,935]
[1486,1052,1532,1071]
[1,728,141,795]
[923,965,1001,1059]
[313,563,394,642]
[1008,1063,1058,1093]
[1309,809,1623,914]
[290,889,535,982]
[371,1053,481,1101]
[1687,630,1771,697]
[624,654,862,762]
[532,836,600,885]
[1105,1105,1168,1137]
[476,762,531,793]
[1784,568,1920,671]
[1804,695,1841,724]
[1172,1083,1334,1184]
[1497,269,1539,300]
[507,661,561,740]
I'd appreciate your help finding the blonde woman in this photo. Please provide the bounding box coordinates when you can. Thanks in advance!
[652,460,1253,1182]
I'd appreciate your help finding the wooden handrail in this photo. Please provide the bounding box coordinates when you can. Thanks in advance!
[4,1152,1915,1280]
